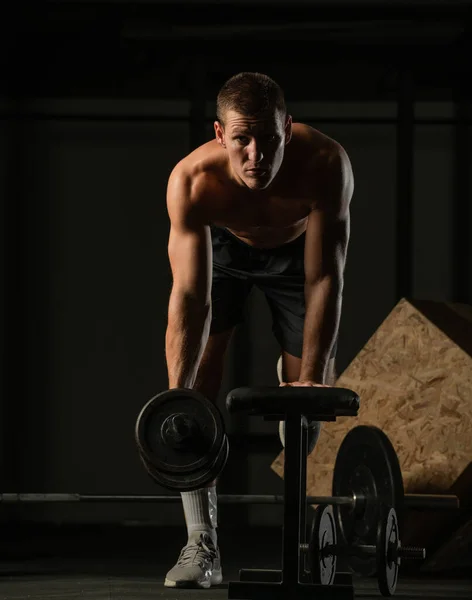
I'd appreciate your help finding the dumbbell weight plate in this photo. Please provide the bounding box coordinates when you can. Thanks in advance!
[139,433,230,492]
[332,425,404,576]
[309,504,337,586]
[135,389,227,491]
[377,507,400,597]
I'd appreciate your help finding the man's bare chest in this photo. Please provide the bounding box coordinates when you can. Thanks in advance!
[212,192,312,227]
[210,193,312,247]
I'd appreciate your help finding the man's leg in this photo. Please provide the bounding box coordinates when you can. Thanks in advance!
[190,327,234,523]
[277,351,337,455]
[194,327,235,403]
[167,226,252,588]
[279,351,337,385]
[166,328,234,589]
[254,232,339,454]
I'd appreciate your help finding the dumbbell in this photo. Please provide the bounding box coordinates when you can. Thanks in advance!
[135,389,229,491]
[305,504,425,596]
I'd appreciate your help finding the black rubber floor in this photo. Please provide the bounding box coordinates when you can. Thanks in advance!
[0,525,470,599]
[1,574,472,600]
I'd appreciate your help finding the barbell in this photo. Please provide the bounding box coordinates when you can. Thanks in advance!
[0,492,458,508]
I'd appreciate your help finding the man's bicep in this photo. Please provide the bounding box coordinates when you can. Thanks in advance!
[304,209,349,284]
[168,221,212,300]
[304,145,353,284]
[166,172,212,301]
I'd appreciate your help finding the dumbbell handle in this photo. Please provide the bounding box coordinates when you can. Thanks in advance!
[161,413,197,444]
[300,543,425,560]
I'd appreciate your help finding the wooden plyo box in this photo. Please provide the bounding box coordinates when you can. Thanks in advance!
[271,298,472,499]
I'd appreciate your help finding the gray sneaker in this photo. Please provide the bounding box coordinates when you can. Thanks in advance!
[164,532,223,589]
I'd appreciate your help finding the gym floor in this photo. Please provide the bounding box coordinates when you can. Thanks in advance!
[1,525,471,600]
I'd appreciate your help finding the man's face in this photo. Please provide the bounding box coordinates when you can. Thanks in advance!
[215,109,292,191]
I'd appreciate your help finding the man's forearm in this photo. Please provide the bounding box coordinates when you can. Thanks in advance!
[166,292,211,389]
[300,278,342,383]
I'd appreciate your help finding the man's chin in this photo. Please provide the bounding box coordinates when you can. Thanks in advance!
[243,176,272,190]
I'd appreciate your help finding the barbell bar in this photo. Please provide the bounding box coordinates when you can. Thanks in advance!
[0,492,459,509]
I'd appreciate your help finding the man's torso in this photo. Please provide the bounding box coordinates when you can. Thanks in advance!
[177,123,338,249]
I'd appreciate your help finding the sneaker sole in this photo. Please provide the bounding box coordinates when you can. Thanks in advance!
[164,570,223,589]
[164,578,211,589]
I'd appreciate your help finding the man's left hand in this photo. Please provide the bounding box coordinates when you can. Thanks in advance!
[279,380,331,387]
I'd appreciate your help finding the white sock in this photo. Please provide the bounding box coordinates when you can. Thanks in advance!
[181,486,218,547]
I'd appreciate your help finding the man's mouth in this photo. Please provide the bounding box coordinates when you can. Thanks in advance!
[247,168,268,175]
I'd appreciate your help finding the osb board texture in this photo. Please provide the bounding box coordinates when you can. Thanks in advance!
[271,298,472,497]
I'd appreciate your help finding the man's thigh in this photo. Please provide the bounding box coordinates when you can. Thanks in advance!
[260,277,306,358]
[210,272,253,335]
[261,278,338,375]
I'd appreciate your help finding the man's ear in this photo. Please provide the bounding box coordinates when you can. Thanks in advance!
[214,120,226,147]
[284,114,293,145]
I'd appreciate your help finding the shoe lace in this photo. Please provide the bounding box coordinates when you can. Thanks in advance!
[177,535,217,568]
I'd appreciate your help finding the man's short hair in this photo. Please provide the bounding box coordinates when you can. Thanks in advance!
[216,72,286,126]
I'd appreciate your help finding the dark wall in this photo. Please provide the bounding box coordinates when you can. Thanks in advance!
[8,105,190,524]
[0,101,7,491]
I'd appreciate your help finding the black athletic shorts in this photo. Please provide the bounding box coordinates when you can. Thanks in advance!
[210,225,337,359]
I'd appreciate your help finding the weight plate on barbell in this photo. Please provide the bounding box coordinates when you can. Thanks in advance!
[377,506,400,597]
[332,425,404,577]
[309,504,337,585]
[135,389,226,489]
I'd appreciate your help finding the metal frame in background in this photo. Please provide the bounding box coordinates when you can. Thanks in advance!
[396,68,415,300]
[453,34,471,303]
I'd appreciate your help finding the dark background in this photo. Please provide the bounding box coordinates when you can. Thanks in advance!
[1,0,471,530]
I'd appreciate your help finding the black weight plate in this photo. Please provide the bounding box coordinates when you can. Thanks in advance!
[377,507,400,597]
[139,434,230,492]
[332,425,404,576]
[135,388,225,474]
[309,504,337,586]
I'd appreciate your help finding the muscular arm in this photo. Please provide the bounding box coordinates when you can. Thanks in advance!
[300,145,353,384]
[165,169,212,389]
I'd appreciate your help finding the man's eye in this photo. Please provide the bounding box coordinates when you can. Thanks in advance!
[236,136,249,144]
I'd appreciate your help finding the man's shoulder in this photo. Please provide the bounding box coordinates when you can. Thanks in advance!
[166,140,229,218]
[287,124,353,210]
[168,140,225,194]
[291,122,343,158]
[291,124,352,187]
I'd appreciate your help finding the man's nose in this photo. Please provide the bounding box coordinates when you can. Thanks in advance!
[247,141,263,164]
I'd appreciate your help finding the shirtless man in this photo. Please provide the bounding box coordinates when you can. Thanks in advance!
[164,72,354,589]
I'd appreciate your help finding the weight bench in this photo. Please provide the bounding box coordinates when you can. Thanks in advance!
[225,385,360,600]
